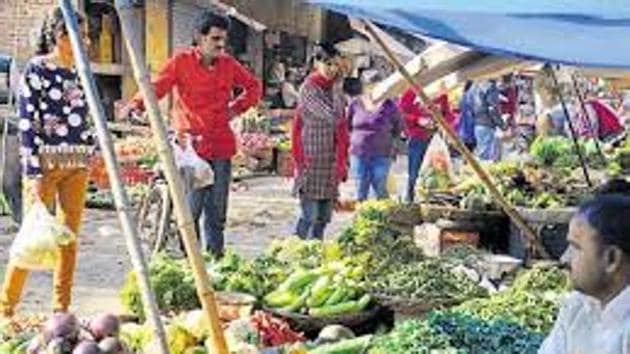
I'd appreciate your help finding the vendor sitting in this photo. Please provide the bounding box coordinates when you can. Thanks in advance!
[538,193,629,354]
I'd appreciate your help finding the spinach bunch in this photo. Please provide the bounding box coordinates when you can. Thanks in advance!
[428,312,545,354]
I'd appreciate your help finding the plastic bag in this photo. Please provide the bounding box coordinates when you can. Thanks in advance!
[419,134,455,191]
[9,201,75,270]
[171,135,214,189]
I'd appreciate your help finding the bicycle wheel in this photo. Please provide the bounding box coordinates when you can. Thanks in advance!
[135,181,167,258]
[151,183,173,259]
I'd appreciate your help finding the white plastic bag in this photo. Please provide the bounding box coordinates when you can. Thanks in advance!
[419,134,455,190]
[9,201,76,270]
[171,135,214,189]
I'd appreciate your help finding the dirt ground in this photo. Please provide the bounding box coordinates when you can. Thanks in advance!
[0,176,356,316]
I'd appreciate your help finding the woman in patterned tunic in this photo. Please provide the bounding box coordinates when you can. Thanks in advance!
[291,43,349,240]
[0,8,93,316]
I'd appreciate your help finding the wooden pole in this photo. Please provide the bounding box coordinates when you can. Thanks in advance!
[57,2,169,353]
[545,65,593,187]
[363,21,549,258]
[114,1,230,353]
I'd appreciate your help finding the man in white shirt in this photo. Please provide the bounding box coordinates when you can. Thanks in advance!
[539,194,630,354]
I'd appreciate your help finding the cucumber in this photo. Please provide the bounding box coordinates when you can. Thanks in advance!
[311,275,331,295]
[264,290,298,307]
[356,294,371,311]
[308,335,372,354]
[309,300,360,317]
[341,286,358,302]
[307,287,334,308]
[308,276,334,308]
[281,291,309,313]
[279,270,320,292]
[324,287,347,306]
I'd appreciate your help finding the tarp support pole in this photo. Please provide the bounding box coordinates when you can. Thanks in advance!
[546,65,593,187]
[114,1,230,353]
[570,73,606,164]
[363,21,549,259]
[57,1,169,353]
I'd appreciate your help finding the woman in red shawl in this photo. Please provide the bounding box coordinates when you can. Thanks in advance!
[291,43,349,239]
[587,98,624,141]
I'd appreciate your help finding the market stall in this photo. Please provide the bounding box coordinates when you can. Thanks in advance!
[100,200,570,353]
[2,1,629,353]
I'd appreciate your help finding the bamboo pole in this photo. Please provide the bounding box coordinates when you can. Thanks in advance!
[545,65,593,187]
[57,2,169,353]
[114,1,230,353]
[363,21,550,258]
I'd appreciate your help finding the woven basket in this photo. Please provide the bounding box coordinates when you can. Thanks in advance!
[263,304,390,339]
[373,294,462,318]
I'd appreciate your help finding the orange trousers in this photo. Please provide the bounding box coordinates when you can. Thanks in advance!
[0,168,88,316]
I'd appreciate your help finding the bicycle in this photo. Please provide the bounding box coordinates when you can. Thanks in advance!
[135,165,196,260]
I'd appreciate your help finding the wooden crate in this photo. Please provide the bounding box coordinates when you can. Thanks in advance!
[414,220,480,257]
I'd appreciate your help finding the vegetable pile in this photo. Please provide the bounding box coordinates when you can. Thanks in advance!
[112,198,573,354]
[89,137,157,189]
[0,315,45,354]
[250,311,305,347]
[368,265,569,354]
[370,312,544,354]
[120,253,289,319]
[15,312,129,354]
[337,201,425,274]
[453,265,570,333]
[120,256,198,320]
[238,133,274,156]
[457,160,593,210]
[367,259,487,304]
[368,318,456,354]
[118,310,305,354]
[263,263,372,318]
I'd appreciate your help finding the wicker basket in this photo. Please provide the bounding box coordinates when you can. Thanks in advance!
[263,304,391,339]
[373,294,462,318]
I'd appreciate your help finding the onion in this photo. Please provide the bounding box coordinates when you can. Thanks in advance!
[25,335,43,354]
[42,313,80,343]
[88,314,120,341]
[72,340,103,354]
[46,336,73,354]
[97,337,125,354]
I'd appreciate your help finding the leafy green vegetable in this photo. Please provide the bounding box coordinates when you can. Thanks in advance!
[337,200,424,274]
[453,265,570,333]
[427,311,545,354]
[367,259,487,303]
[530,136,575,167]
[369,311,546,354]
[369,319,458,354]
[309,335,372,354]
[121,251,291,318]
[120,255,199,319]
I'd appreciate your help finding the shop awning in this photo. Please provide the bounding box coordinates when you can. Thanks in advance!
[309,0,630,69]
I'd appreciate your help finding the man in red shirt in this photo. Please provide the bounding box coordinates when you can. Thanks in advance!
[119,10,262,257]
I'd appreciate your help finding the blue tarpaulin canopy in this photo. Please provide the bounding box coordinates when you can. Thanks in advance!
[309,0,630,69]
